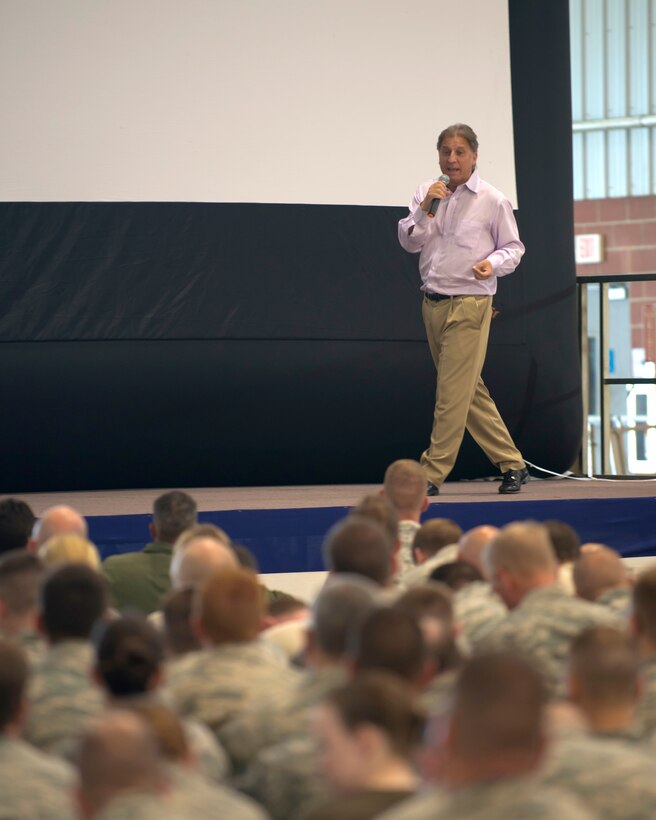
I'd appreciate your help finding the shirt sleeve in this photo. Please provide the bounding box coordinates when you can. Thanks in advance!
[398,184,431,253]
[487,197,525,276]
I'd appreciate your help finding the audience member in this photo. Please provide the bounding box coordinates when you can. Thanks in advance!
[169,523,236,590]
[103,491,197,614]
[323,516,396,589]
[39,534,101,569]
[0,640,76,819]
[543,519,582,594]
[631,566,656,734]
[0,550,46,665]
[482,522,619,696]
[161,587,202,658]
[31,504,88,550]
[573,544,632,616]
[307,673,423,820]
[401,518,462,588]
[429,561,482,591]
[382,460,429,576]
[25,563,107,757]
[0,497,35,555]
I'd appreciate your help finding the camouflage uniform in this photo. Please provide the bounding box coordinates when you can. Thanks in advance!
[25,640,104,758]
[375,778,595,820]
[543,730,656,819]
[478,585,620,697]
[169,766,269,819]
[164,640,301,769]
[0,736,76,819]
[596,587,632,618]
[452,581,506,652]
[419,668,458,718]
[400,545,459,589]
[220,665,347,770]
[397,520,421,578]
[3,627,46,668]
[636,655,656,735]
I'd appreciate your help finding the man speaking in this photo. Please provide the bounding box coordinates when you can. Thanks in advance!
[398,124,528,496]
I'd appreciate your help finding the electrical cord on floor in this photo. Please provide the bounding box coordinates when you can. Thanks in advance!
[523,459,656,482]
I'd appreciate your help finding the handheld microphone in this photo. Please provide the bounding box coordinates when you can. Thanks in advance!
[427,174,450,218]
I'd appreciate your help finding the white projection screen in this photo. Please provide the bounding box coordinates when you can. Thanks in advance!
[0,0,517,206]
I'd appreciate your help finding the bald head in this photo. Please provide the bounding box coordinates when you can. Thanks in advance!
[573,545,628,602]
[486,523,558,609]
[458,525,499,575]
[76,710,165,818]
[170,536,238,590]
[33,505,87,549]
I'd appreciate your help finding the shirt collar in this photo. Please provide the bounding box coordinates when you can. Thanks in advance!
[464,169,480,194]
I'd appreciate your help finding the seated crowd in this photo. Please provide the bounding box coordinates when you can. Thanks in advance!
[1,462,656,819]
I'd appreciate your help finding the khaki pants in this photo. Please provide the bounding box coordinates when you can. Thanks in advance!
[420,294,525,486]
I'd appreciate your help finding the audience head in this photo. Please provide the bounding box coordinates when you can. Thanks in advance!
[169,523,236,590]
[308,577,378,665]
[161,587,201,657]
[351,495,399,547]
[195,566,264,646]
[0,640,29,734]
[430,560,482,591]
[323,516,395,587]
[413,518,462,565]
[632,566,656,650]
[457,525,499,575]
[93,615,165,698]
[567,627,639,719]
[394,584,461,674]
[313,672,424,793]
[485,522,558,609]
[543,520,581,564]
[0,550,44,632]
[573,544,629,602]
[383,459,428,518]
[39,534,101,570]
[151,491,197,545]
[32,505,88,550]
[39,563,108,644]
[0,498,35,555]
[75,710,166,819]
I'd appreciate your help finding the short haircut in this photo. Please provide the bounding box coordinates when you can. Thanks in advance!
[573,545,626,601]
[351,607,426,683]
[324,672,425,758]
[351,496,399,544]
[569,627,639,706]
[633,566,656,643]
[39,535,101,570]
[0,640,28,731]
[414,519,463,558]
[152,491,197,544]
[323,516,394,586]
[430,561,482,591]
[311,577,378,659]
[197,566,264,644]
[486,522,557,579]
[162,588,201,656]
[394,583,461,672]
[437,123,479,153]
[40,564,108,642]
[0,550,44,617]
[0,498,35,555]
[543,520,581,563]
[94,616,164,697]
[451,654,546,761]
[383,460,427,515]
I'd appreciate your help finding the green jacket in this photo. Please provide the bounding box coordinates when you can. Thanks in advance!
[102,541,173,614]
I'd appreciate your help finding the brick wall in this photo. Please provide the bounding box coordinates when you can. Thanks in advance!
[574,194,656,355]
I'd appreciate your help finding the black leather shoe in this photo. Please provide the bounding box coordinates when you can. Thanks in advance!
[498,467,529,494]
[426,482,440,497]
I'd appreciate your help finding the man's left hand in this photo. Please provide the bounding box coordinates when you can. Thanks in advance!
[472,259,494,280]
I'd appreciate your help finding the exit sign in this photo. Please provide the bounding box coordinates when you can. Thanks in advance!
[575,234,605,264]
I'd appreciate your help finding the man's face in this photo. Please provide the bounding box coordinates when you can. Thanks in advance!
[438,135,477,188]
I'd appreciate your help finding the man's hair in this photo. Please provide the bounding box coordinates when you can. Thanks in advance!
[437,123,479,153]
[573,545,626,601]
[394,583,461,672]
[197,566,264,644]
[383,460,427,515]
[0,498,35,555]
[414,519,463,559]
[0,640,28,732]
[0,550,44,617]
[323,672,425,758]
[543,520,581,563]
[152,491,197,544]
[633,566,656,642]
[94,615,164,697]
[311,577,378,659]
[451,654,546,761]
[323,516,394,586]
[351,607,426,683]
[569,627,639,707]
[350,496,399,545]
[486,522,557,579]
[39,535,101,570]
[430,560,482,591]
[40,563,108,642]
[162,587,201,656]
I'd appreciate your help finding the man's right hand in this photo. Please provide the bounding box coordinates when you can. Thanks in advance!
[420,179,450,212]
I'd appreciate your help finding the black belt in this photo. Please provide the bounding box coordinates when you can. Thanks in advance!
[425,292,462,302]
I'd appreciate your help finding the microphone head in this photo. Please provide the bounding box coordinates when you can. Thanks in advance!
[439,174,450,185]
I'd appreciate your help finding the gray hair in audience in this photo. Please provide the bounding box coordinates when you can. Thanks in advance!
[311,576,379,659]
[152,491,197,544]
[486,522,557,579]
